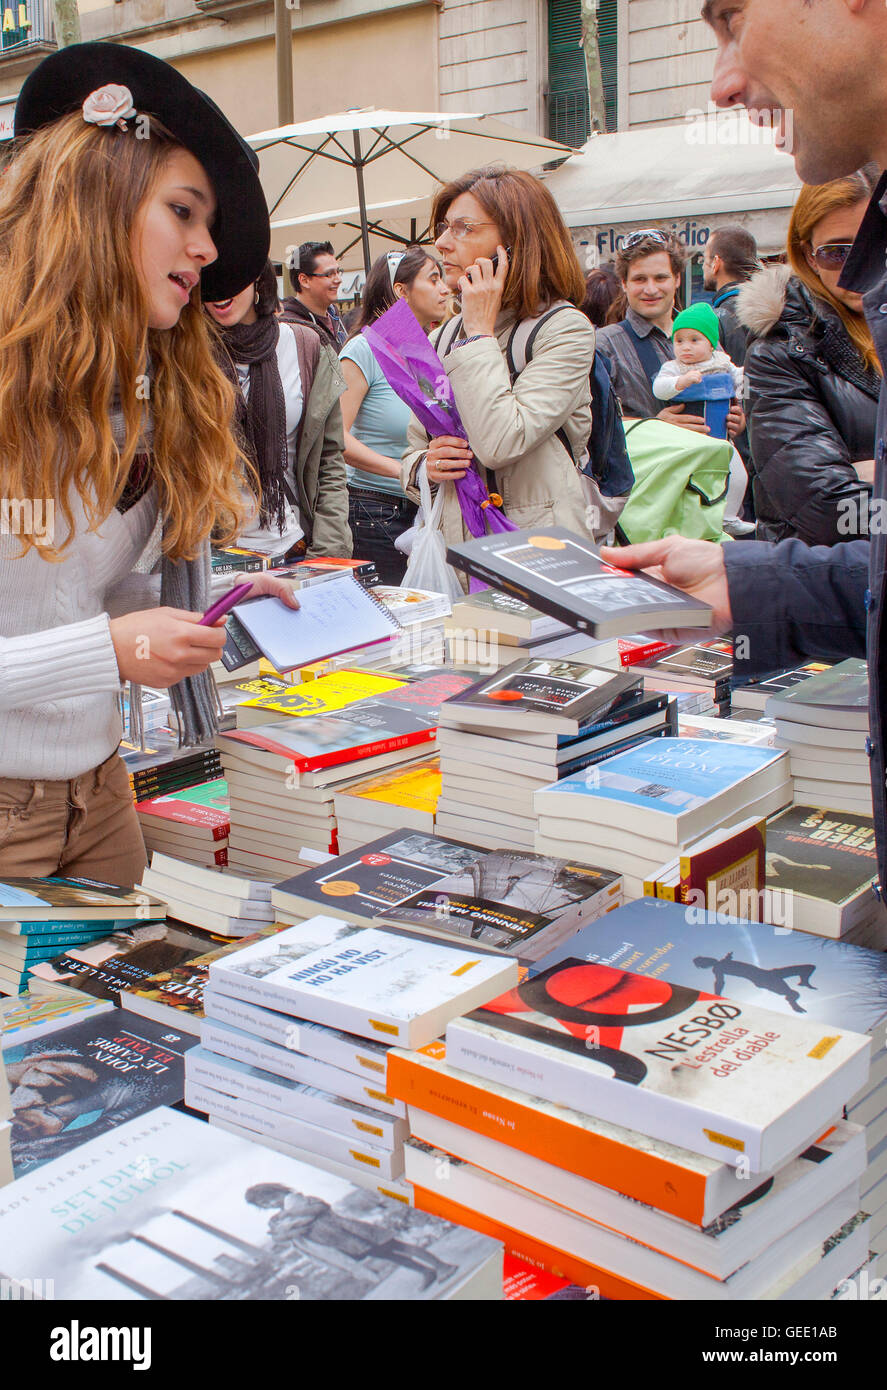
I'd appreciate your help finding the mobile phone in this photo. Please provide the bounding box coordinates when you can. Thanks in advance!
[489,245,513,274]
[199,582,254,626]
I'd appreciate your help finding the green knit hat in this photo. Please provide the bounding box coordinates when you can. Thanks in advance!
[672,302,720,349]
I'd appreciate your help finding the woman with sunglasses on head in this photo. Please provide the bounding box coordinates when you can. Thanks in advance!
[736,166,882,544]
[401,167,598,562]
[0,43,298,889]
[340,247,451,584]
[205,259,352,565]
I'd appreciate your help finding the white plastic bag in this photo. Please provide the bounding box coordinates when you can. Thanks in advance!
[402,466,465,601]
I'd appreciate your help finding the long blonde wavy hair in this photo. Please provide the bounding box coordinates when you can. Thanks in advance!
[0,111,252,560]
[788,166,882,375]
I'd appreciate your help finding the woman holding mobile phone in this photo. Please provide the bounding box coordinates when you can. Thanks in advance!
[401,166,599,571]
[0,43,297,887]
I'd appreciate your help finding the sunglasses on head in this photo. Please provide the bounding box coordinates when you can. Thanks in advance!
[808,242,854,271]
[623,228,669,251]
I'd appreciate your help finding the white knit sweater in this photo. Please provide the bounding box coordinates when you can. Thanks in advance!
[0,486,163,780]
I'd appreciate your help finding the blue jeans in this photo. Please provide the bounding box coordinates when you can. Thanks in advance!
[348,488,417,586]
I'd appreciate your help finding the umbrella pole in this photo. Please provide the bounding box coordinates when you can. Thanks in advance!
[352,129,373,276]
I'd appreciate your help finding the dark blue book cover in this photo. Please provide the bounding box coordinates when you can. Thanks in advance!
[4,1010,198,1176]
[533,896,887,1039]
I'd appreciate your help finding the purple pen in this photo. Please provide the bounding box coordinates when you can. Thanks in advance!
[199,582,254,625]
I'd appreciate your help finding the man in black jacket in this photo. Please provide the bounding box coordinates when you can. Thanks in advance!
[603,0,887,894]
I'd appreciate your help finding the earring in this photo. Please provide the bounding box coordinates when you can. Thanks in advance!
[254,289,260,306]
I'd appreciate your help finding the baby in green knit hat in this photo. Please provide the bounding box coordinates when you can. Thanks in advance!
[652,301,745,402]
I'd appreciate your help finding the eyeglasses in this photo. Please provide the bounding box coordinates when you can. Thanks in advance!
[808,242,855,271]
[308,268,343,281]
[434,218,496,241]
[622,228,670,251]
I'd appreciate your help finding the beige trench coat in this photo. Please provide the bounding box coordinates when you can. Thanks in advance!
[401,306,596,584]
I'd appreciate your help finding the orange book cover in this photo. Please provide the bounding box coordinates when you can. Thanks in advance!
[387,1040,718,1226]
[411,1185,664,1300]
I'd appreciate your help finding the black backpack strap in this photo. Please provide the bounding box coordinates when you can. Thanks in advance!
[622,319,666,386]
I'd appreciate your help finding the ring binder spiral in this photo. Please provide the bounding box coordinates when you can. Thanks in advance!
[231,573,404,674]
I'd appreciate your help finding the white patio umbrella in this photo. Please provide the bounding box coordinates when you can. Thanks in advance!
[248,109,574,273]
[269,195,432,271]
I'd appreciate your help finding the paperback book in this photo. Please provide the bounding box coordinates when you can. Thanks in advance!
[445,527,712,639]
[0,877,166,923]
[0,1107,501,1300]
[446,958,870,1170]
[208,920,518,1050]
[764,805,880,937]
[438,659,640,735]
[27,922,216,1004]
[234,670,406,727]
[3,1010,197,1175]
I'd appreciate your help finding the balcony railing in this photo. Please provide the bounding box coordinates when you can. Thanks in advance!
[1,0,54,56]
[547,87,591,149]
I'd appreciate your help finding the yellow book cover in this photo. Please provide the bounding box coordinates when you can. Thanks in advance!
[340,758,442,813]
[237,669,406,719]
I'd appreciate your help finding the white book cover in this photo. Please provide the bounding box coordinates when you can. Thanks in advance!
[445,959,870,1171]
[185,1079,403,1180]
[0,1107,499,1300]
[199,1015,405,1118]
[185,1045,406,1148]
[404,1139,862,1300]
[409,1107,866,1281]
[202,989,391,1085]
[209,921,518,1049]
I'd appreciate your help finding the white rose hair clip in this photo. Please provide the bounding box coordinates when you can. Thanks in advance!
[82,83,137,131]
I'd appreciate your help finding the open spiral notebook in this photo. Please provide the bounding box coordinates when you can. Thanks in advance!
[230,573,403,673]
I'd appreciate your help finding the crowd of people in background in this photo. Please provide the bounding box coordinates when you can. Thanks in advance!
[200,160,885,592]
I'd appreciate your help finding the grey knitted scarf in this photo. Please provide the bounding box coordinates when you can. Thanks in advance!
[112,387,222,750]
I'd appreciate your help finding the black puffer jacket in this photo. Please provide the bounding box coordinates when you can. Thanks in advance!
[737,265,880,544]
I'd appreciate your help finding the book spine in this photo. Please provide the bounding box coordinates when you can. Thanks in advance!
[620,639,673,667]
[410,1185,663,1300]
[385,1050,708,1223]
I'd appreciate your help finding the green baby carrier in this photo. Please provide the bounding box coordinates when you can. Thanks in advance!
[615,418,732,545]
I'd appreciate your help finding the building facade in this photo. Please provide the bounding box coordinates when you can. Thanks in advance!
[0,0,718,142]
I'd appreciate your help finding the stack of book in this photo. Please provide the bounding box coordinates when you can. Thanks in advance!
[283,556,379,589]
[121,731,223,802]
[0,877,166,995]
[528,894,887,1275]
[184,917,517,1201]
[215,673,472,880]
[269,829,621,961]
[372,586,452,627]
[390,957,873,1298]
[136,778,230,868]
[140,853,278,938]
[764,659,872,816]
[763,804,887,947]
[534,738,792,901]
[634,639,734,715]
[643,815,767,920]
[0,1108,503,1301]
[333,757,442,848]
[436,659,677,851]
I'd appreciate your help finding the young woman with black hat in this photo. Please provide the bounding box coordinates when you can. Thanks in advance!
[0,43,297,888]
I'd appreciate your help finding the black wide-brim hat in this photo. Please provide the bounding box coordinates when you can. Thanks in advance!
[15,41,270,302]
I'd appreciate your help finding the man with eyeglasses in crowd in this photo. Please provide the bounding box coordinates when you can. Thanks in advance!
[604,0,887,897]
[281,240,348,350]
[596,229,746,440]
